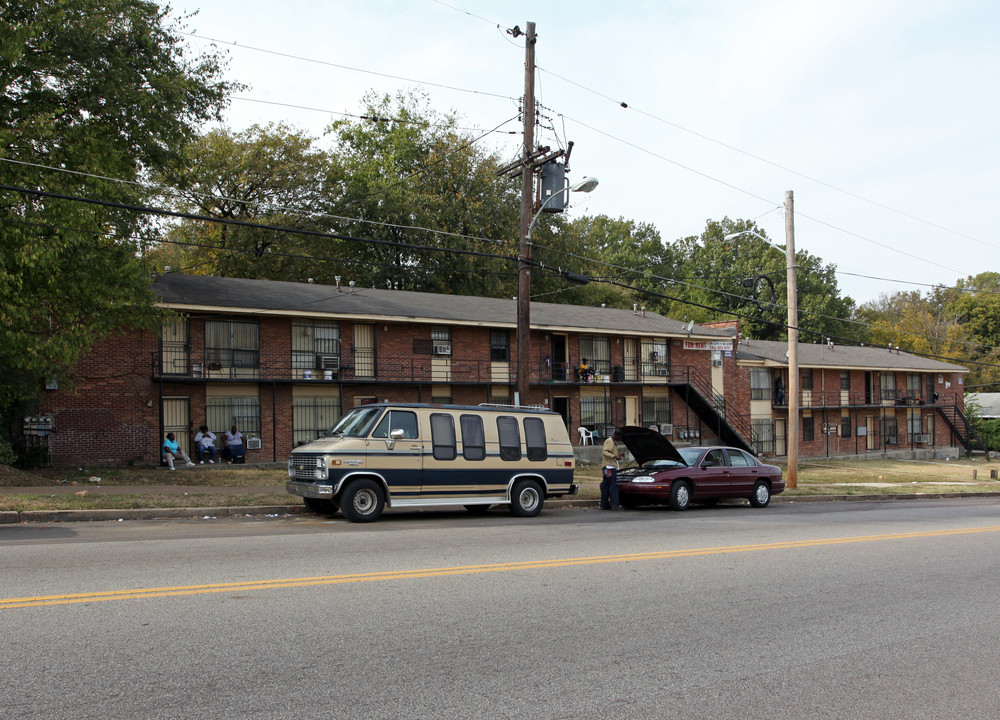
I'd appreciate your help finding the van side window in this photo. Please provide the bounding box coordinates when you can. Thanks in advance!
[524,417,547,461]
[430,413,456,460]
[371,410,419,439]
[460,414,486,461]
[497,416,521,461]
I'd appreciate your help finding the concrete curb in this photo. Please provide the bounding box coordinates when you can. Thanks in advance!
[4,493,999,524]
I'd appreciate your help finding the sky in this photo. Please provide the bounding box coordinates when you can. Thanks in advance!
[178,0,1000,305]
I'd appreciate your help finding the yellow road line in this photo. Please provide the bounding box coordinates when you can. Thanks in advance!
[4,525,998,610]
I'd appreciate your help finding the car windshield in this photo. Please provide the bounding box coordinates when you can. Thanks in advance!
[328,406,383,438]
[678,447,705,466]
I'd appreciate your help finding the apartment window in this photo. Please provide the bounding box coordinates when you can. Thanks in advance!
[906,373,922,400]
[640,337,668,376]
[882,416,899,444]
[802,416,814,442]
[750,368,771,401]
[292,396,342,445]
[907,410,923,435]
[642,396,672,426]
[292,322,340,372]
[881,372,897,401]
[841,371,850,391]
[490,330,509,362]
[801,369,813,391]
[580,396,610,427]
[206,396,260,438]
[751,419,774,455]
[580,336,611,375]
[841,415,852,438]
[205,318,259,369]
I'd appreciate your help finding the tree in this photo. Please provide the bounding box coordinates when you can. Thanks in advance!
[645,219,856,338]
[152,123,331,279]
[322,92,520,295]
[0,1,236,425]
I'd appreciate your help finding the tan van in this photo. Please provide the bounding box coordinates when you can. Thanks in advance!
[287,403,578,522]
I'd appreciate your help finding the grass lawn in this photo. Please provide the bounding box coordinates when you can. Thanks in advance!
[2,457,999,512]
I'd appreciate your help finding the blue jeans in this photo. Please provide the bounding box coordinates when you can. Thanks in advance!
[601,466,619,508]
[197,444,217,462]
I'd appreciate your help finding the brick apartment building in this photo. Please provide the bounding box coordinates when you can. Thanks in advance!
[28,273,975,466]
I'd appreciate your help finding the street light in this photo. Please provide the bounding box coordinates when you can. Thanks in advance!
[516,175,599,405]
[725,219,799,489]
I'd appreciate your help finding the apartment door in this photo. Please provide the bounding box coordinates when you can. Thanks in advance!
[551,334,568,381]
[160,318,189,375]
[866,416,878,450]
[162,397,191,458]
[623,339,638,381]
[353,323,376,378]
[774,419,787,456]
[625,396,639,427]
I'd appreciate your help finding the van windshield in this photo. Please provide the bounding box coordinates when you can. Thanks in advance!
[328,407,383,438]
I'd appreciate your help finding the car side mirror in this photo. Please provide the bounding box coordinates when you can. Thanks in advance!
[701,461,715,468]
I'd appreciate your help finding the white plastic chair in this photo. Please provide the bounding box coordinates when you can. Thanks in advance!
[578,427,594,446]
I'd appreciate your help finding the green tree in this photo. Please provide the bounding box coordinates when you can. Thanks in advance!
[322,92,520,295]
[0,1,235,422]
[153,123,331,279]
[649,219,856,338]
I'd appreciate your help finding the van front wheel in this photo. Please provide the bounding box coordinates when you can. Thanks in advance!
[340,479,385,523]
[509,479,544,517]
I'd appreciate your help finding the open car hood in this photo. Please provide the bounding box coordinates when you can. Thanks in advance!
[619,426,687,466]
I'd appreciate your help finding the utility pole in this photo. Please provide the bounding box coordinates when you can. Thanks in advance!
[785,190,799,489]
[516,21,536,406]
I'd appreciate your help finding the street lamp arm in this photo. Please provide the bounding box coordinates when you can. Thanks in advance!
[527,176,599,237]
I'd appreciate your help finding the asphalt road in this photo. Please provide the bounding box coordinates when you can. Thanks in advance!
[3,499,1000,719]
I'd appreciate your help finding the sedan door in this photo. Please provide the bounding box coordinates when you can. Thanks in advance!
[695,448,731,498]
[725,449,761,494]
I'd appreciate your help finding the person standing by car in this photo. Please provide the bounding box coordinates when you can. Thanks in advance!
[601,428,624,510]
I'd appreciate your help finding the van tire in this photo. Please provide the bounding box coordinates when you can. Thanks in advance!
[340,479,385,523]
[509,479,544,517]
[303,497,336,515]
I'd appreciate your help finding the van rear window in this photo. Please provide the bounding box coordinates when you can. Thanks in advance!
[460,414,486,461]
[524,417,547,461]
[497,416,521,461]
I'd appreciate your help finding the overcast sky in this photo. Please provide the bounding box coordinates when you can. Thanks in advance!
[180,0,1000,304]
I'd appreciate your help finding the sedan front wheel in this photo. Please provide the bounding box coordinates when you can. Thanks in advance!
[669,480,692,511]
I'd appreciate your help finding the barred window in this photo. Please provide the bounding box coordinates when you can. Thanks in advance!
[642,396,671,425]
[841,415,852,438]
[292,397,342,446]
[801,369,813,391]
[802,416,814,442]
[207,396,260,439]
[841,371,850,391]
[881,416,899,444]
[580,396,609,427]
[752,419,774,455]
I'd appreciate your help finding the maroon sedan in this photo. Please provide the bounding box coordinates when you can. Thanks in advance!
[616,427,784,511]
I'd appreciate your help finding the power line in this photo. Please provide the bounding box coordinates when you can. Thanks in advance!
[184,32,517,102]
[537,64,999,252]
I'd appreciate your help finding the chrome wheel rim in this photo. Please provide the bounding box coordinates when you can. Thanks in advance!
[755,484,769,504]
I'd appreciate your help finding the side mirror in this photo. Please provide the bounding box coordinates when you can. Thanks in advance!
[701,461,715,468]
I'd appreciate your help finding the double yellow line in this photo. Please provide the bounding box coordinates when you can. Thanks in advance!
[4,526,998,610]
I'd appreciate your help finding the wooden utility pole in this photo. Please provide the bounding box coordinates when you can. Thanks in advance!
[516,21,536,406]
[785,190,799,488]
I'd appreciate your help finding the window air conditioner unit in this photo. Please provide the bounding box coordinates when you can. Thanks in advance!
[660,424,674,435]
[316,355,340,370]
[914,434,930,443]
[433,344,452,356]
[246,437,262,450]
